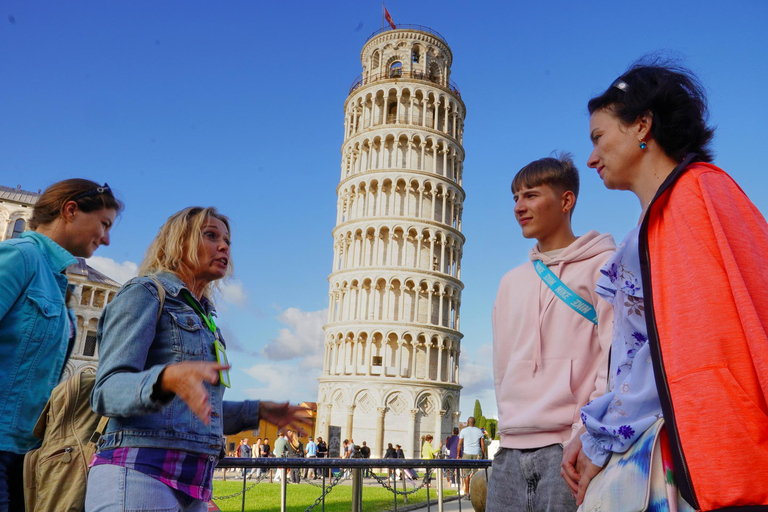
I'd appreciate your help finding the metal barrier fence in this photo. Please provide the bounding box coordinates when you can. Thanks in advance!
[214,457,491,512]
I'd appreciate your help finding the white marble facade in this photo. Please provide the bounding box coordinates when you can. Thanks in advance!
[316,26,466,458]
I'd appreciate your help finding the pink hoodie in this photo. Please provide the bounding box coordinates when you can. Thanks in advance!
[492,230,615,449]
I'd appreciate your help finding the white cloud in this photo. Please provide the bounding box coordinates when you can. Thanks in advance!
[241,362,322,404]
[220,280,247,307]
[262,308,327,362]
[237,306,327,405]
[459,344,498,419]
[461,359,494,396]
[87,256,139,284]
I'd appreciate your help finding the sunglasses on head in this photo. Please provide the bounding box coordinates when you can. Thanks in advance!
[72,183,112,201]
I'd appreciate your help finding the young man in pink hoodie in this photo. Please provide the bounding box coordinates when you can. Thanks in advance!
[486,154,615,511]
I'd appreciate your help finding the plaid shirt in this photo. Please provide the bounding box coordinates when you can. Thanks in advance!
[91,447,217,501]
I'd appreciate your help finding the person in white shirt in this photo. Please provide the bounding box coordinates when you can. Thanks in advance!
[457,417,485,498]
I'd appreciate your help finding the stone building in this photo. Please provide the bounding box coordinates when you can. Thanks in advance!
[0,184,120,379]
[315,25,467,458]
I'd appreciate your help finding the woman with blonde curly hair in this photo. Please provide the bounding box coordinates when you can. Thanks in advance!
[85,206,309,511]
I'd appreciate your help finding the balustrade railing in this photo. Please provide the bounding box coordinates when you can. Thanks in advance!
[364,25,448,45]
[213,457,491,512]
[349,70,461,97]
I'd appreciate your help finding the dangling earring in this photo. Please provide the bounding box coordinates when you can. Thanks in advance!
[639,139,647,150]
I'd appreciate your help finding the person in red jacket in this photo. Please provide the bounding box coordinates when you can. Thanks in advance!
[563,60,768,511]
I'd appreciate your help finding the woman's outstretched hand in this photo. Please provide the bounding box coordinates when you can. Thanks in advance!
[160,361,230,425]
[259,401,313,432]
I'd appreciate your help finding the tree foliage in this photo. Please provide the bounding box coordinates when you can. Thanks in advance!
[472,399,487,429]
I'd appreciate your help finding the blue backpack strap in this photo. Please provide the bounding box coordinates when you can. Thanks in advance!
[533,259,598,325]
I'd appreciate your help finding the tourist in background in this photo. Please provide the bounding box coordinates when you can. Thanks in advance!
[285,430,304,483]
[360,441,371,477]
[85,206,309,511]
[341,439,351,479]
[273,430,288,482]
[421,435,442,459]
[259,437,271,481]
[445,427,460,487]
[252,438,262,479]
[384,442,397,482]
[303,435,317,480]
[565,60,768,511]
[0,179,121,511]
[250,438,261,479]
[238,438,251,477]
[273,431,288,458]
[458,417,485,500]
[315,436,327,479]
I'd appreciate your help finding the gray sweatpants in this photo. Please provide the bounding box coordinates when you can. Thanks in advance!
[486,444,576,512]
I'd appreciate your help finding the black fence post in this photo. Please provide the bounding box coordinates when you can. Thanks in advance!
[240,469,247,512]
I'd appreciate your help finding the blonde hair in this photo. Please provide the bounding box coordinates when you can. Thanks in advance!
[138,206,232,299]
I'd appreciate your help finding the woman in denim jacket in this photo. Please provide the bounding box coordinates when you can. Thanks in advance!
[85,207,308,512]
[0,179,120,512]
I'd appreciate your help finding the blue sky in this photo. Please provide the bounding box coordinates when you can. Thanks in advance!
[3,1,767,419]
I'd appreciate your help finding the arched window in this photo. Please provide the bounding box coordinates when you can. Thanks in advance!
[11,219,25,238]
[389,61,402,78]
[371,50,380,71]
[427,62,441,84]
[387,102,397,124]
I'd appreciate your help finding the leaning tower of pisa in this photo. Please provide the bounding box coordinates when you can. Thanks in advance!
[315,24,466,458]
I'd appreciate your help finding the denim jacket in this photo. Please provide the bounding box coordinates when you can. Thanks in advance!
[91,272,259,457]
[0,232,76,453]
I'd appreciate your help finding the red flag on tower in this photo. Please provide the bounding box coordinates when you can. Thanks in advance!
[384,6,396,29]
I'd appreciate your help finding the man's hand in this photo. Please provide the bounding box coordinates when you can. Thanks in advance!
[561,434,583,496]
[575,449,604,506]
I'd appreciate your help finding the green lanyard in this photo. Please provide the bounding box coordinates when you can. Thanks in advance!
[182,290,218,338]
[181,289,230,387]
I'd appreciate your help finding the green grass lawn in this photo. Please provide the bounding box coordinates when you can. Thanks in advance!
[211,479,458,512]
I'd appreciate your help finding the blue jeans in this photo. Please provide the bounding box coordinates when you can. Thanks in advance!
[0,451,24,512]
[85,464,208,512]
[486,445,576,512]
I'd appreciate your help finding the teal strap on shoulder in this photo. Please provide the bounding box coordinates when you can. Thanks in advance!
[533,259,598,325]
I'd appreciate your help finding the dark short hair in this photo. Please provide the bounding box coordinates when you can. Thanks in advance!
[512,152,580,216]
[588,57,714,162]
